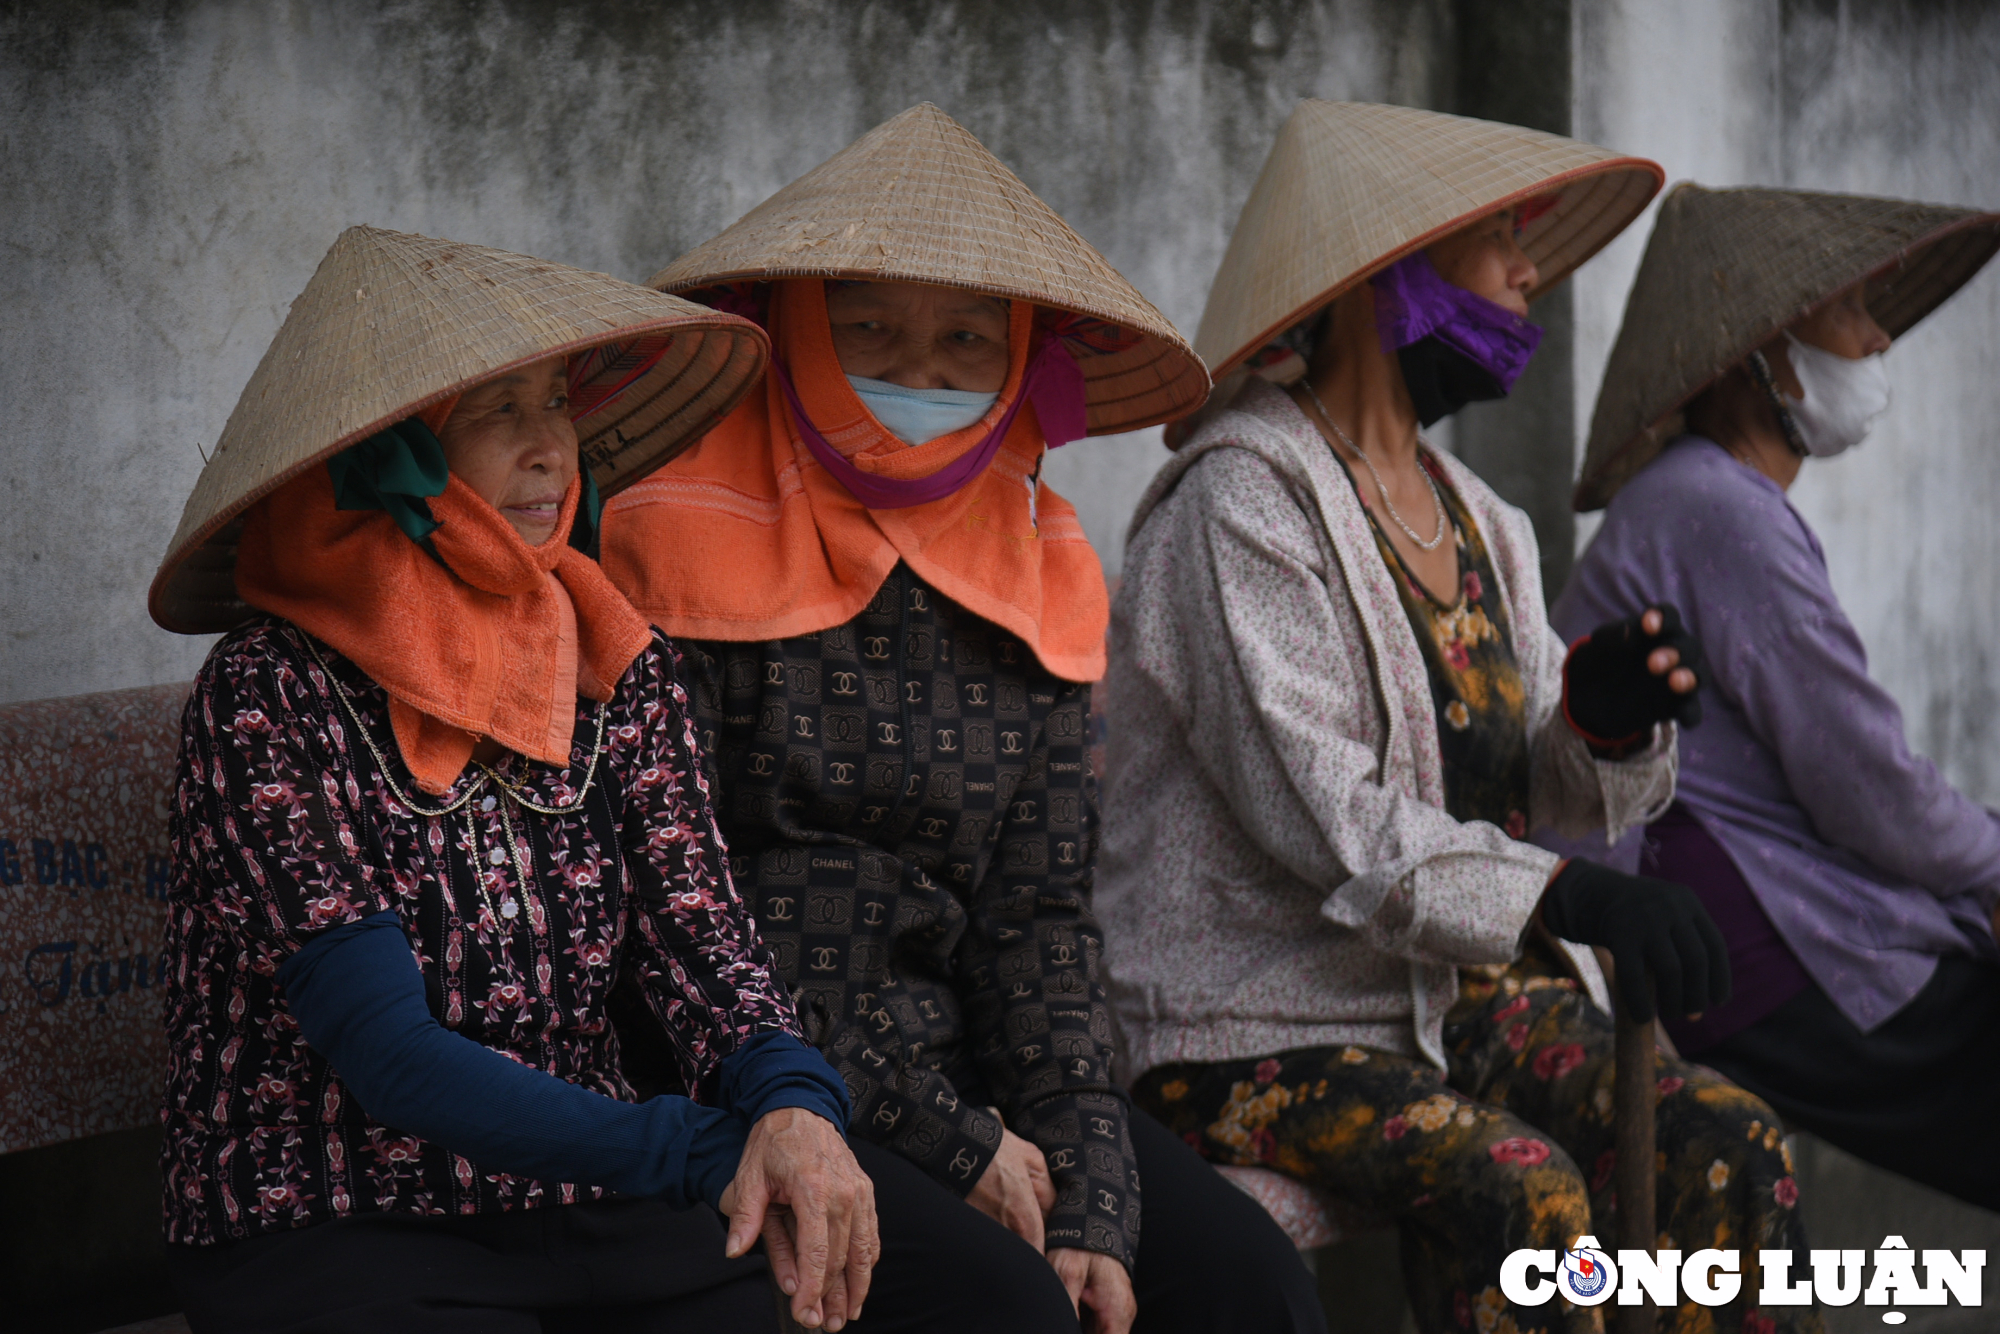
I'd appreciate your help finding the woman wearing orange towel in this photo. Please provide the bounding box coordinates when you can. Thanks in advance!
[151,227,876,1334]
[601,105,1324,1334]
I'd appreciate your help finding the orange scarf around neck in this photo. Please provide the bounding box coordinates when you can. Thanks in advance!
[599,279,1109,681]
[237,469,654,793]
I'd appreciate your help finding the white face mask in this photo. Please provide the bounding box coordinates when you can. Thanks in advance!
[1782,332,1891,458]
[847,375,999,445]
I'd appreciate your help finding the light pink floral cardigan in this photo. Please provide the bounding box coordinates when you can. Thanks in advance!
[1100,381,1673,1074]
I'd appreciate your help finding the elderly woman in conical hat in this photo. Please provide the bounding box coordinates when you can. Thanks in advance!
[1099,103,1820,1333]
[151,227,878,1333]
[602,105,1323,1334]
[1557,185,2000,1211]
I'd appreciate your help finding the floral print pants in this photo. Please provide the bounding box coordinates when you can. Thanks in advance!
[1133,945,1821,1334]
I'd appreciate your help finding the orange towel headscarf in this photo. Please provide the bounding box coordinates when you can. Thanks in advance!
[599,279,1109,681]
[237,460,654,795]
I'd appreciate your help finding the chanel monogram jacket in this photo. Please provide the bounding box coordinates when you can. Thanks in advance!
[682,563,1139,1269]
[1100,380,1674,1076]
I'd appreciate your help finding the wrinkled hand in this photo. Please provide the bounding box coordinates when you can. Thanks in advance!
[965,1126,1056,1252]
[967,1127,1135,1330]
[1541,858,1732,1023]
[719,1108,878,1331]
[1050,1246,1137,1334]
[1564,604,1707,744]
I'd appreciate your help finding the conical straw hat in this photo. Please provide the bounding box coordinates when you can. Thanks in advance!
[1576,184,2000,510]
[1195,100,1664,381]
[152,225,769,634]
[647,102,1207,435]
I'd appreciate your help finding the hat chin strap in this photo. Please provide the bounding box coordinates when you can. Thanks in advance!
[1745,349,1810,458]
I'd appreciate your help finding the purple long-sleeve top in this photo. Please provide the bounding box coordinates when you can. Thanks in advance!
[1552,435,2000,1033]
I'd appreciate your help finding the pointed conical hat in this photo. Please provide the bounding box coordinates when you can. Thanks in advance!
[152,225,769,634]
[1575,184,2000,510]
[1194,100,1664,380]
[647,102,1207,435]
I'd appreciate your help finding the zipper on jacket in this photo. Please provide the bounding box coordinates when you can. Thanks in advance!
[882,567,918,836]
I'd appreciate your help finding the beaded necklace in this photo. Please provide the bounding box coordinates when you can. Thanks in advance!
[305,634,609,934]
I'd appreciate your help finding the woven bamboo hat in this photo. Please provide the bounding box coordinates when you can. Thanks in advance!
[152,225,769,634]
[1576,184,2000,510]
[648,102,1207,435]
[1194,101,1663,386]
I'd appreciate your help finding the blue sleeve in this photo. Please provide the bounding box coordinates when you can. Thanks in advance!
[278,912,747,1210]
[716,1029,852,1133]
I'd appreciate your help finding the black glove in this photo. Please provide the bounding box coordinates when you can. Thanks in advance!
[1563,603,1707,744]
[1541,858,1732,1023]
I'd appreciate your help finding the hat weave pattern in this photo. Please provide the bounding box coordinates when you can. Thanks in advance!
[152,225,768,634]
[648,102,1207,435]
[1195,101,1664,380]
[1577,184,2000,510]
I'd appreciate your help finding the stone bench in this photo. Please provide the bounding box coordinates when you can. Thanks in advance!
[1,683,188,1332]
[0,681,187,1158]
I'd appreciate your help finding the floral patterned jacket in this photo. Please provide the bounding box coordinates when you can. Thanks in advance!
[160,620,798,1246]
[1101,381,1673,1077]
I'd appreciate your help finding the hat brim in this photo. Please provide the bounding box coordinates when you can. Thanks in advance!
[1575,204,2000,511]
[151,313,766,635]
[1207,157,1663,383]
[645,104,1210,436]
[659,274,1208,437]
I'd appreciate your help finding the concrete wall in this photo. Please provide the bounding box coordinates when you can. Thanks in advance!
[6,0,1995,808]
[1573,0,2000,802]
[1449,0,1580,601]
[0,0,1454,706]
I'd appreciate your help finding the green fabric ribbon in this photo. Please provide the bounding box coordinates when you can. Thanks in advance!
[327,417,603,557]
[328,418,448,542]
[574,465,603,559]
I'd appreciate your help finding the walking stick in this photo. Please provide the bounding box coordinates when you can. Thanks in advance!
[773,1282,809,1334]
[1612,998,1657,1334]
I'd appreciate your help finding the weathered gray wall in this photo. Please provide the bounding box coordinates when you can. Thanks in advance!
[1450,0,1578,601]
[0,0,1454,705]
[1573,0,2000,803]
[7,0,1994,813]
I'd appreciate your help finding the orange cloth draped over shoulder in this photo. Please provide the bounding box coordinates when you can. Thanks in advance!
[237,468,654,794]
[599,279,1109,682]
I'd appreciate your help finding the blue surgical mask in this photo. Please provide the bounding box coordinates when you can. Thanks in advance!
[847,375,999,444]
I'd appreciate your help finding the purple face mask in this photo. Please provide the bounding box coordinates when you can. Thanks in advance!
[1369,251,1542,424]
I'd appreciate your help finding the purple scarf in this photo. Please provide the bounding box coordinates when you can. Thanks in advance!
[773,334,1088,510]
[1369,251,1542,394]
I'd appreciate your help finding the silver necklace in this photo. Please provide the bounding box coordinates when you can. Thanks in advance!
[303,633,609,932]
[1303,381,1449,552]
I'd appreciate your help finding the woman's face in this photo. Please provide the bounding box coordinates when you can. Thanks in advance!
[1790,282,1892,359]
[437,355,577,546]
[1760,283,1892,399]
[1425,207,1541,317]
[825,281,1011,392]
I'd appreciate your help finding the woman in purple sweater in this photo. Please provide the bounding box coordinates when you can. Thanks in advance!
[1559,184,2000,1208]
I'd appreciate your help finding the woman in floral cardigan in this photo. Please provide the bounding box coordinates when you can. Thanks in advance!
[149,227,873,1334]
[1100,104,1818,1334]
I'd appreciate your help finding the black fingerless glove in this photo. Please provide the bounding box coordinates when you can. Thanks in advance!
[1562,603,1707,746]
[1540,858,1732,1023]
